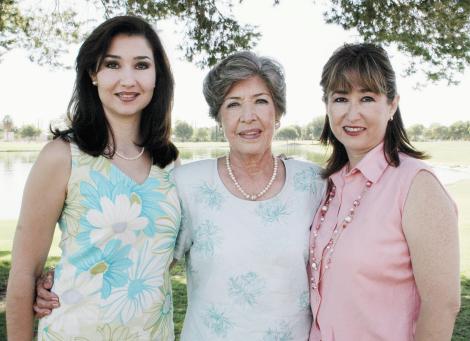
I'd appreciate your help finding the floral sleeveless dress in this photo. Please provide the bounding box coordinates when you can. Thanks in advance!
[38,143,181,340]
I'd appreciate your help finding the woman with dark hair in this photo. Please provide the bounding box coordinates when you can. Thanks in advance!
[308,43,460,340]
[6,16,180,340]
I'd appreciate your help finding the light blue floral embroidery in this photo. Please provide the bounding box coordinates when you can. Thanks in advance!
[196,182,224,210]
[262,321,294,341]
[298,290,310,310]
[203,305,233,337]
[69,239,132,298]
[193,220,221,257]
[228,272,265,307]
[78,167,167,244]
[255,198,290,224]
[293,167,321,192]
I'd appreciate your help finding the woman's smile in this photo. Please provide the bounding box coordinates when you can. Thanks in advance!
[115,91,140,102]
[343,125,366,136]
[237,128,262,140]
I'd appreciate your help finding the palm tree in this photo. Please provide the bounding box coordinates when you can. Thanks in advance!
[2,115,13,133]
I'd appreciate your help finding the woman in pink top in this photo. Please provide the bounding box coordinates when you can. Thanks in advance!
[309,43,460,341]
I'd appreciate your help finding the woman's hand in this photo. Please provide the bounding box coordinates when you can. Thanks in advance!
[33,270,60,318]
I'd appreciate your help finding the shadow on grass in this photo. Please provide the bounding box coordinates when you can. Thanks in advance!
[0,260,468,341]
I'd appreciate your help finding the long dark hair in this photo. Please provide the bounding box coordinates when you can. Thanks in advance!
[52,15,178,168]
[319,43,426,178]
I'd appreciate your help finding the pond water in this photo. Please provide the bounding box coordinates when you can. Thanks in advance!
[1,146,469,219]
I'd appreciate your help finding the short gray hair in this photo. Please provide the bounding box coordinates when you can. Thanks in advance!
[203,51,286,122]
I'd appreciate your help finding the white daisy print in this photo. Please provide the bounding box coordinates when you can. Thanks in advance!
[86,195,148,244]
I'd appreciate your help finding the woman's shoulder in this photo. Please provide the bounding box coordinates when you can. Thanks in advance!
[172,158,215,181]
[285,158,324,178]
[397,153,432,173]
[38,138,71,167]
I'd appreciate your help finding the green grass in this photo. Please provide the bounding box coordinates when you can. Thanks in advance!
[0,222,62,257]
[415,141,470,166]
[447,180,470,277]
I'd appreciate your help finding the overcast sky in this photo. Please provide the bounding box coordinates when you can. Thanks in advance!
[1,0,469,131]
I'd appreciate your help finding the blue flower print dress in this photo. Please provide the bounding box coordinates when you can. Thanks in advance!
[173,158,326,341]
[38,143,181,340]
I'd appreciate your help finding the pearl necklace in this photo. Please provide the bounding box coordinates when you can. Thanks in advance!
[114,147,145,161]
[225,154,279,201]
[309,179,372,290]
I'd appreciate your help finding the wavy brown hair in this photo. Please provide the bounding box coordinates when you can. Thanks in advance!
[319,43,427,178]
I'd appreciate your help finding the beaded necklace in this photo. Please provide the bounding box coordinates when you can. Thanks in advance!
[309,178,372,290]
[226,154,278,201]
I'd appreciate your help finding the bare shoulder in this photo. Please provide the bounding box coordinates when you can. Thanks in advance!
[38,138,70,164]
[32,139,72,182]
[404,170,457,223]
[408,170,450,202]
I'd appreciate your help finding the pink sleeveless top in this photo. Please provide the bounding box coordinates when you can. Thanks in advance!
[308,143,455,341]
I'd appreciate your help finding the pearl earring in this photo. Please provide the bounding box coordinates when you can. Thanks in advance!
[92,80,97,86]
[275,121,280,129]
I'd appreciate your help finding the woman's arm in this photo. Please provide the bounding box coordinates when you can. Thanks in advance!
[6,139,70,340]
[403,170,460,341]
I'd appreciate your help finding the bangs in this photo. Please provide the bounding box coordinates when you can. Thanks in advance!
[325,56,388,97]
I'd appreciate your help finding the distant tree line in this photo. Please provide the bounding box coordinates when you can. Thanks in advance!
[1,115,42,140]
[2,115,469,142]
[173,118,470,143]
[406,121,470,141]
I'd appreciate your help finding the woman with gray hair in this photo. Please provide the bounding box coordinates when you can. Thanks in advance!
[172,51,325,340]
[35,51,326,340]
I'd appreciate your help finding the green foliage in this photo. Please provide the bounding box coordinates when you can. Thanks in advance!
[275,126,299,141]
[0,1,85,68]
[19,124,41,140]
[1,0,469,81]
[303,116,325,140]
[324,0,470,84]
[0,0,27,58]
[174,121,193,142]
[210,125,226,142]
[406,123,425,141]
[192,127,210,142]
[449,121,470,140]
[424,123,448,140]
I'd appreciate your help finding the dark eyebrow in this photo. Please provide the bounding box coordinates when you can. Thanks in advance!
[103,54,152,61]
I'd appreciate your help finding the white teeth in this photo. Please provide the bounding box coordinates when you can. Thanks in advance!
[344,127,364,132]
[118,93,137,100]
[239,131,260,136]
